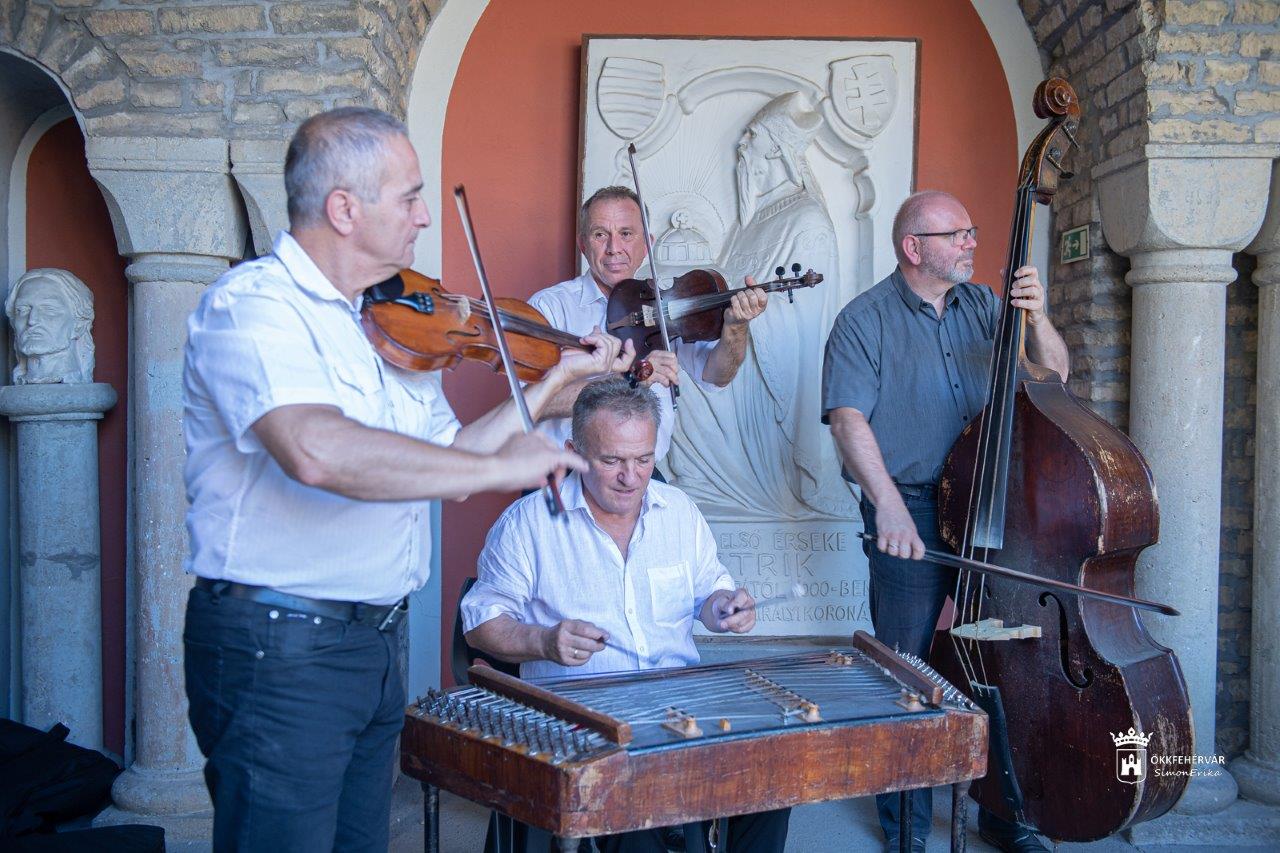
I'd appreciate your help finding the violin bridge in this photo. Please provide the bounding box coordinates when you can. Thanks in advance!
[950,618,1041,642]
[641,305,656,327]
[441,292,470,321]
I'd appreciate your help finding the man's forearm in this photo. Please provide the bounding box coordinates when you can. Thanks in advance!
[702,324,750,386]
[266,408,511,501]
[465,615,547,663]
[454,364,576,453]
[1027,318,1070,382]
[828,408,900,508]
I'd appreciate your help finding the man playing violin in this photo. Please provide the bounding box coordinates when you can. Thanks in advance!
[463,376,790,852]
[181,107,632,852]
[528,186,769,470]
[821,190,1068,853]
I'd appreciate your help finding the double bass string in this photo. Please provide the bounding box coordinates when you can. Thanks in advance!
[951,182,1037,687]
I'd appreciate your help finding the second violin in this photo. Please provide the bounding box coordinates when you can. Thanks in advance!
[605,264,823,363]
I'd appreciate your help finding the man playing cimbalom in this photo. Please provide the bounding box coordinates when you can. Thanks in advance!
[181,107,632,852]
[821,190,1068,853]
[528,186,769,469]
[463,377,791,853]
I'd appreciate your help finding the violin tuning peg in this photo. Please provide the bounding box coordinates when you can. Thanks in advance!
[774,266,785,279]
[791,262,801,275]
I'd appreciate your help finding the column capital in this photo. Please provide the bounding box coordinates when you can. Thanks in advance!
[1247,160,1280,289]
[86,136,247,262]
[230,139,288,258]
[1094,146,1274,263]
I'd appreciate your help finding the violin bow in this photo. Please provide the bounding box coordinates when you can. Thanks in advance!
[626,142,678,407]
[855,533,1179,616]
[453,185,566,517]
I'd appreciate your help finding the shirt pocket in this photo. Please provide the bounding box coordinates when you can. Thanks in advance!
[646,563,693,629]
[329,363,384,426]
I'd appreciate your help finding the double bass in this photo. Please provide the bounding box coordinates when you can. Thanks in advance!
[930,79,1192,840]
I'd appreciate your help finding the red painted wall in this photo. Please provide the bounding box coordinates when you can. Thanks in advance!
[25,118,129,757]
[438,0,1018,681]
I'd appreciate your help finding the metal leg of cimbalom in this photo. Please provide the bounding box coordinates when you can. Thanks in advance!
[951,783,968,852]
[423,782,439,853]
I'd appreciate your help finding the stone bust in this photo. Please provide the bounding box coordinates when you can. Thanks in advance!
[5,268,96,385]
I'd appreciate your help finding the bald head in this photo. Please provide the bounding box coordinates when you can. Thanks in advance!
[891,190,970,265]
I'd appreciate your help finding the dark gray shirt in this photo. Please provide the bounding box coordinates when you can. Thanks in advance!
[821,267,1000,487]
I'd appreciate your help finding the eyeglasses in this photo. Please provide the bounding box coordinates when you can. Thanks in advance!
[912,227,978,246]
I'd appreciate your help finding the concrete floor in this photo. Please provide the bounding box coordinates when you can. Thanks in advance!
[386,775,1263,852]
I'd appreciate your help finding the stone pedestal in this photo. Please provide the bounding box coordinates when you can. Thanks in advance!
[0,382,116,750]
[87,137,246,837]
[1231,160,1280,808]
[1097,148,1274,818]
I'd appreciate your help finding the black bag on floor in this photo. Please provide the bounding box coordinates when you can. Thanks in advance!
[0,719,121,837]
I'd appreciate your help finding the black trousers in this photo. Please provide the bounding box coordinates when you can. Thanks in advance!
[859,493,955,844]
[183,585,405,852]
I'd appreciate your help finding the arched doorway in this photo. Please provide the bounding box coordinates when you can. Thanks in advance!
[1,50,129,761]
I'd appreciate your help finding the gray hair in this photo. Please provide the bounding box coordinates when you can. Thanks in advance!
[285,107,408,229]
[578,185,640,239]
[891,190,962,264]
[570,377,662,452]
[5,268,95,384]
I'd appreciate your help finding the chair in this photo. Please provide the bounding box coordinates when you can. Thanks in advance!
[451,576,520,686]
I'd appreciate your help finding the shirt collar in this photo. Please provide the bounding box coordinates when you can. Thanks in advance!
[274,231,354,306]
[891,265,960,314]
[575,270,609,308]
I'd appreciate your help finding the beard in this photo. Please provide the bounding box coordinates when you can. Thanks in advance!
[735,154,759,227]
[920,242,973,284]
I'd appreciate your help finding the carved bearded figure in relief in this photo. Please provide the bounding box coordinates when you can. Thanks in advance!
[5,268,96,385]
[666,92,856,522]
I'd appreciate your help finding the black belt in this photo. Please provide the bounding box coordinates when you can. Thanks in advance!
[195,577,408,632]
[896,483,937,498]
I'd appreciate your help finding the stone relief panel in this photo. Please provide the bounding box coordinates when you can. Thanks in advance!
[5,268,96,385]
[581,37,917,637]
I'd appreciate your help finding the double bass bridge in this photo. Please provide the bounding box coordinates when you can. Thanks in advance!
[949,618,1042,642]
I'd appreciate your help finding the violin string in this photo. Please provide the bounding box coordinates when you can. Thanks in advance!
[666,277,799,319]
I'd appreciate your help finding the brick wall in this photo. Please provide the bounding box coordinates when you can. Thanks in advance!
[1018,0,1149,427]
[1218,251,1258,759]
[0,0,441,137]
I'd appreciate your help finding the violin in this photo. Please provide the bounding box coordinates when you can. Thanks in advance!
[361,268,651,383]
[605,264,823,363]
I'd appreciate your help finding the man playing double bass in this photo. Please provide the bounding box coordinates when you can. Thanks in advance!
[821,190,1068,853]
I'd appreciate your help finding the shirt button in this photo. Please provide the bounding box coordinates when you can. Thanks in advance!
[945,352,952,357]
[313,616,322,625]
[268,609,279,620]
[953,383,959,389]
[627,608,635,615]
[254,650,265,659]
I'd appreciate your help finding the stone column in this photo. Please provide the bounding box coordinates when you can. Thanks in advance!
[86,137,247,838]
[0,383,116,749]
[1096,147,1273,816]
[1231,159,1280,806]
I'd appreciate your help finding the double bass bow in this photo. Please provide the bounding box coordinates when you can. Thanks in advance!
[930,79,1192,840]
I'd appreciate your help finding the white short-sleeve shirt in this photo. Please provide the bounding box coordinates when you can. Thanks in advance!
[461,473,735,680]
[182,232,460,604]
[528,271,720,460]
